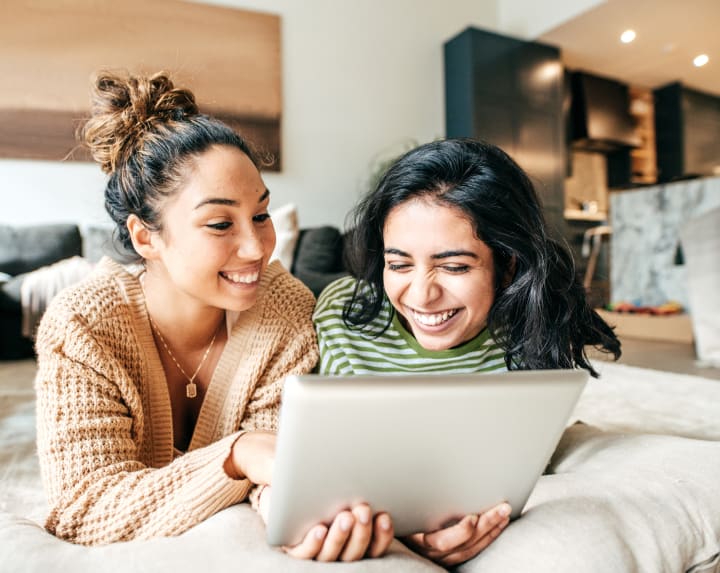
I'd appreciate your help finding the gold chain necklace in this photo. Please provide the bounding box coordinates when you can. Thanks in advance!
[140,276,220,399]
[147,313,218,399]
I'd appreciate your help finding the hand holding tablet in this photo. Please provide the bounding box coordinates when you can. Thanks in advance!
[265,371,587,549]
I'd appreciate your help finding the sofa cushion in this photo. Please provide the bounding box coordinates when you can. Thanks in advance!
[292,226,348,297]
[293,226,345,274]
[269,203,301,272]
[0,224,82,276]
[80,225,125,264]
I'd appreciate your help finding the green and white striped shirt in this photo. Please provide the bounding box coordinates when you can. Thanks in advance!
[313,276,508,375]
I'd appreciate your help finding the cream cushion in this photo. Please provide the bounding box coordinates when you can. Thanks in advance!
[269,203,300,272]
[459,423,720,572]
[681,206,720,367]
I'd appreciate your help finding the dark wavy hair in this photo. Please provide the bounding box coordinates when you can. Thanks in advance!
[343,138,620,377]
[80,71,264,262]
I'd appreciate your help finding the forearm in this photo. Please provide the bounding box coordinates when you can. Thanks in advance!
[43,432,251,545]
[35,345,249,545]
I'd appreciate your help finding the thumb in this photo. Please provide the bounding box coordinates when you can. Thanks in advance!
[258,485,272,524]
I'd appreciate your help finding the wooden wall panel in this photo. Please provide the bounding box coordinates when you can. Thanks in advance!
[0,0,282,169]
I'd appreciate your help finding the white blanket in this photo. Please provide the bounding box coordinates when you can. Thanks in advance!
[574,361,720,440]
[1,361,718,572]
[19,256,94,338]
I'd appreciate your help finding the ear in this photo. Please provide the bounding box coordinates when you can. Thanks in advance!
[126,215,161,260]
[502,255,517,288]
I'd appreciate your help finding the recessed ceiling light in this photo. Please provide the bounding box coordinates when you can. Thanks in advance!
[620,29,636,44]
[693,54,709,67]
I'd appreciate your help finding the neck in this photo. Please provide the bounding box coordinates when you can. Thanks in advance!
[141,269,225,350]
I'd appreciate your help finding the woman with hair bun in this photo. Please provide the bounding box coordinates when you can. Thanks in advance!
[34,71,394,560]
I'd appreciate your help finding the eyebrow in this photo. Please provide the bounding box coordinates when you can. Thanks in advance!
[383,248,478,260]
[194,188,270,209]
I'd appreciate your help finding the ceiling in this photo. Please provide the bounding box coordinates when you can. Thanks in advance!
[538,0,719,95]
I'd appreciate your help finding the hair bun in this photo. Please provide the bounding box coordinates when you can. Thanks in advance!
[81,71,199,173]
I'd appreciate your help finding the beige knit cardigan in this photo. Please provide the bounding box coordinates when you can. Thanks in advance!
[34,258,318,545]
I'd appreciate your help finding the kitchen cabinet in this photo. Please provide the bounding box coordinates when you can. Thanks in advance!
[569,71,639,151]
[567,70,642,190]
[654,82,720,182]
[444,27,565,238]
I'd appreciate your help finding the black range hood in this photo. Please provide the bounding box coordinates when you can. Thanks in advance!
[569,71,641,152]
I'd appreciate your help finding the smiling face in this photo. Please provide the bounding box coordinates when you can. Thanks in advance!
[382,197,497,351]
[147,144,276,313]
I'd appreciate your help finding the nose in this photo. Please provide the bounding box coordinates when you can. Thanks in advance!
[407,270,441,305]
[235,226,266,261]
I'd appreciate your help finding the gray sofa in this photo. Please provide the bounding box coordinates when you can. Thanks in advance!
[0,224,83,359]
[291,225,348,297]
[0,223,348,359]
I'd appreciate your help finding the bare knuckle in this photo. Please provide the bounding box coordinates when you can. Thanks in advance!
[433,538,455,553]
[477,513,492,529]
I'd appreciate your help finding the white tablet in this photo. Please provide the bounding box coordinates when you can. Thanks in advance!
[266,370,588,546]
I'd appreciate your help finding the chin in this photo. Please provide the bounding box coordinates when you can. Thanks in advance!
[415,326,480,351]
[416,337,456,352]
[223,294,259,313]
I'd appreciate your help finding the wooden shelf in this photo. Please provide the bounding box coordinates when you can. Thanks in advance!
[564,209,608,222]
[629,86,657,185]
[632,150,653,159]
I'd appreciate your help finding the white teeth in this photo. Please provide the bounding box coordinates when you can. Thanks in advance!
[223,271,259,284]
[411,308,458,326]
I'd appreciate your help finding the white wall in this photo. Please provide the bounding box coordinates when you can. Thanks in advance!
[1,0,497,229]
[0,159,109,226]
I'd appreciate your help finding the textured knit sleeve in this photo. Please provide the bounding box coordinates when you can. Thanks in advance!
[239,271,319,511]
[35,296,250,546]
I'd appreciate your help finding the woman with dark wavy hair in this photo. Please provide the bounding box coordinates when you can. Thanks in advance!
[314,137,621,565]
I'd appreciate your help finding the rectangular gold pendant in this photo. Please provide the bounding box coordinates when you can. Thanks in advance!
[186,382,197,399]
